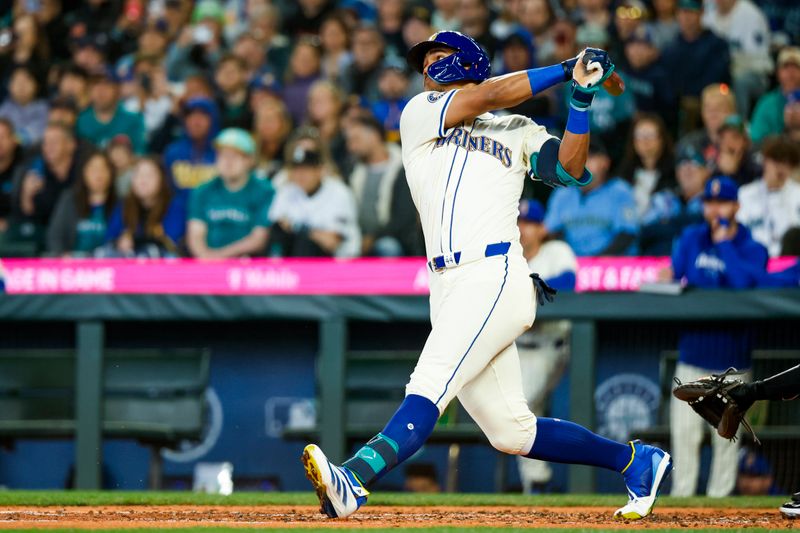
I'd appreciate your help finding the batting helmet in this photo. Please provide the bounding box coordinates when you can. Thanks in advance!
[406,31,491,84]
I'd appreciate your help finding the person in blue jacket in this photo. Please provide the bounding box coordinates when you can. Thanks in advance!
[669,175,768,498]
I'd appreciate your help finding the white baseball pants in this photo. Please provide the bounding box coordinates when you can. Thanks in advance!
[405,253,540,455]
[670,361,751,497]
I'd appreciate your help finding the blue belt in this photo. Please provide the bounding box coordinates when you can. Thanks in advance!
[428,242,511,273]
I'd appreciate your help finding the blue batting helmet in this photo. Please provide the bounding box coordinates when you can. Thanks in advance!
[406,31,491,84]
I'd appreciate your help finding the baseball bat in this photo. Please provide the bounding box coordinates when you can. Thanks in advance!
[581,51,625,96]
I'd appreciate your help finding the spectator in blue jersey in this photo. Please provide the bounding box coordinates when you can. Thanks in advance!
[668,175,768,497]
[371,60,411,144]
[106,157,187,258]
[163,98,220,195]
[640,144,709,255]
[544,139,639,256]
[518,199,577,291]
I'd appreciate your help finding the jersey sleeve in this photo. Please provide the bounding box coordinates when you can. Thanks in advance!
[521,121,558,172]
[399,90,458,152]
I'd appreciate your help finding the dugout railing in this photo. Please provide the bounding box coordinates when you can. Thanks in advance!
[0,290,798,491]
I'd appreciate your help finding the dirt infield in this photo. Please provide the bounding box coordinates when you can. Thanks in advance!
[0,505,795,529]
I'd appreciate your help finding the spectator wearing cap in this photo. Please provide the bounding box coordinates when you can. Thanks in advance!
[346,115,422,257]
[649,0,680,50]
[620,26,676,130]
[0,66,48,147]
[663,0,731,133]
[544,139,639,256]
[71,34,110,75]
[703,0,772,118]
[268,130,360,257]
[148,74,217,154]
[305,80,349,177]
[750,47,800,146]
[214,54,251,130]
[163,97,221,194]
[106,157,187,258]
[737,136,800,257]
[56,65,91,111]
[617,113,676,217]
[282,37,323,127]
[431,0,461,31]
[678,83,736,165]
[341,25,386,106]
[253,99,293,181]
[319,13,354,86]
[76,69,146,154]
[165,0,225,83]
[9,123,80,248]
[710,115,760,186]
[640,143,709,255]
[46,151,116,257]
[668,175,767,498]
[0,118,28,233]
[187,128,274,258]
[519,199,577,290]
[371,60,411,144]
[458,0,498,60]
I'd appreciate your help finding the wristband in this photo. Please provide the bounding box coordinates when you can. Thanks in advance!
[566,106,590,134]
[526,64,567,96]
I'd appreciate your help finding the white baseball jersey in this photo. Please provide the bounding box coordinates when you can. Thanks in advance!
[737,179,800,257]
[399,89,556,257]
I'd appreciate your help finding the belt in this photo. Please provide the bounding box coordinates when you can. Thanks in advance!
[428,242,511,273]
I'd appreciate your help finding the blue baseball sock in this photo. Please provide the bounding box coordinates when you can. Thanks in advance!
[526,417,633,472]
[343,394,439,485]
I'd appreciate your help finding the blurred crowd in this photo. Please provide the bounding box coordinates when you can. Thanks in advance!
[0,0,799,260]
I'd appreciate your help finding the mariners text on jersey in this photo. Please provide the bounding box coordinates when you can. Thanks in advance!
[433,128,513,167]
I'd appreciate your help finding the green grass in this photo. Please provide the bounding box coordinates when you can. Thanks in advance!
[0,490,787,508]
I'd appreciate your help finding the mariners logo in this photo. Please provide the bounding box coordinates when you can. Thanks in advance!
[595,374,660,442]
[427,92,446,103]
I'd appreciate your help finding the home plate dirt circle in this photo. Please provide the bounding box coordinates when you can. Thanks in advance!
[0,505,793,529]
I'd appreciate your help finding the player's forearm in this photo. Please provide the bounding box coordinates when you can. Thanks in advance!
[445,64,569,128]
[558,130,589,179]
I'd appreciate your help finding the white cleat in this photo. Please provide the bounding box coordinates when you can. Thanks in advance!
[614,441,673,520]
[301,444,369,519]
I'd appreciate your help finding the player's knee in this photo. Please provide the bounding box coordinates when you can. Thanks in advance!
[486,420,537,455]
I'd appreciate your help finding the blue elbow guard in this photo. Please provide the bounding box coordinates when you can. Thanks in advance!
[528,138,593,188]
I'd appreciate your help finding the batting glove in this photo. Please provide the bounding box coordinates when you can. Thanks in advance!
[572,48,615,92]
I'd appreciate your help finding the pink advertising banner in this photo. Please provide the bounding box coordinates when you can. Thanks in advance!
[0,257,796,295]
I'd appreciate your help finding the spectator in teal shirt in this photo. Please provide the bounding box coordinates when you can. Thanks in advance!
[187,128,274,258]
[76,70,146,154]
[750,47,800,146]
[46,152,117,256]
[544,139,640,256]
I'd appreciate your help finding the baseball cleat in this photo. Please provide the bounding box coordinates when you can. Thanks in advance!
[780,492,800,518]
[614,440,672,520]
[301,444,369,519]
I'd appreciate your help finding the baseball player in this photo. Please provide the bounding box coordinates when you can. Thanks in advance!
[301,31,672,520]
[673,363,800,517]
